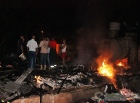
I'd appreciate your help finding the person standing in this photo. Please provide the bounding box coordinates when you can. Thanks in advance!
[47,37,50,67]
[17,35,27,67]
[26,35,38,69]
[17,35,25,55]
[61,39,67,65]
[39,36,49,70]
[49,37,57,65]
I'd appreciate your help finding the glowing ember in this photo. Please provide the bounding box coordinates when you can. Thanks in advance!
[116,60,131,69]
[35,76,43,84]
[120,88,135,98]
[98,60,116,80]
[116,58,130,69]
[117,62,124,67]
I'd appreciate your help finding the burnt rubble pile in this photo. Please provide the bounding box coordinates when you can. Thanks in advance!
[1,64,140,102]
[32,65,107,92]
[0,65,107,102]
[34,67,101,89]
[0,68,33,102]
[90,74,140,103]
[91,83,140,103]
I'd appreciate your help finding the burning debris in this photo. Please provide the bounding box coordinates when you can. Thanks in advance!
[32,65,107,94]
[0,60,140,103]
[34,72,90,91]
[0,65,107,102]
[97,59,116,78]
[89,55,140,103]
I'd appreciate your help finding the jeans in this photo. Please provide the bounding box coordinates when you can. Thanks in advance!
[40,53,47,65]
[47,53,50,66]
[28,51,36,69]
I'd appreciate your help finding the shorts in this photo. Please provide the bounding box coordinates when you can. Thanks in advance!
[40,53,47,65]
[61,52,66,59]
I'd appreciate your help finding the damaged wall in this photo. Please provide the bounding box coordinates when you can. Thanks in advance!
[99,22,138,65]
[110,37,137,63]
[99,37,137,64]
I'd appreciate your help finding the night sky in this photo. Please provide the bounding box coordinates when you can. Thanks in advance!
[0,0,140,54]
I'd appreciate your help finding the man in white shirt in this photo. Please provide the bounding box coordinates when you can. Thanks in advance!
[27,35,38,69]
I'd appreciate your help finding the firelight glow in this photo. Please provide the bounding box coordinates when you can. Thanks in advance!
[117,62,124,67]
[35,76,43,84]
[98,60,116,80]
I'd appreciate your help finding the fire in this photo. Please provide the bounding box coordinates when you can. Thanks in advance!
[34,76,43,84]
[116,58,131,69]
[96,56,118,88]
[117,62,124,67]
[98,60,116,80]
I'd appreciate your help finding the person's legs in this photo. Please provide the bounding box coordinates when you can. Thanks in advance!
[47,53,50,67]
[40,53,43,70]
[32,51,36,69]
[18,52,23,67]
[43,53,47,70]
[62,52,66,65]
[52,49,56,64]
[50,49,53,65]
[30,51,34,69]
[28,51,32,68]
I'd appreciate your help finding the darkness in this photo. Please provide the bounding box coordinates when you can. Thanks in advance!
[0,0,140,57]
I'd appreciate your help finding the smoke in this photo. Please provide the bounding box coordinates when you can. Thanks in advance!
[73,1,112,66]
[74,26,108,66]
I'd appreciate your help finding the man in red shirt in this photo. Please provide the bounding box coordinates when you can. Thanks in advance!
[49,37,57,65]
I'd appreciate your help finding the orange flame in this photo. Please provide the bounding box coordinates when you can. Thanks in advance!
[97,57,117,88]
[117,62,124,67]
[116,58,130,69]
[98,60,116,79]
[35,76,43,84]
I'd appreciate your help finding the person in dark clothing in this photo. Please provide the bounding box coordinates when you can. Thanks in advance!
[17,35,26,66]
[49,37,57,65]
[17,35,24,55]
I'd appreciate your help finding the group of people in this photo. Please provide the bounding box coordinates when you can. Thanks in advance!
[17,35,67,70]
